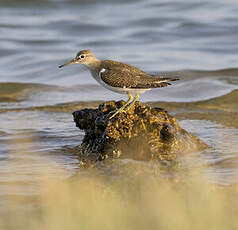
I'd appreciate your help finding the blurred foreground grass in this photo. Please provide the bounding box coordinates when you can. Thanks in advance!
[1,167,238,230]
[1,135,238,230]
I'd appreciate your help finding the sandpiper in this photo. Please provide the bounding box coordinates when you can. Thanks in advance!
[59,50,179,118]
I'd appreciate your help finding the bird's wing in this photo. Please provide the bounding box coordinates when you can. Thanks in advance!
[100,61,178,89]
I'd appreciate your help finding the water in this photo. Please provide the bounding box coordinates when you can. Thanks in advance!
[1,0,238,211]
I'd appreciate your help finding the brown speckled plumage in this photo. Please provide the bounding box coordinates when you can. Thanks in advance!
[99,60,176,89]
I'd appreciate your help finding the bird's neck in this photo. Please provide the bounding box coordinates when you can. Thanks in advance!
[85,59,102,71]
[84,59,102,80]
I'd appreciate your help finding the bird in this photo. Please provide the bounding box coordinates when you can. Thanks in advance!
[59,50,179,119]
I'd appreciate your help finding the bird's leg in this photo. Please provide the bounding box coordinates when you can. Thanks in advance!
[109,93,133,119]
[124,93,139,112]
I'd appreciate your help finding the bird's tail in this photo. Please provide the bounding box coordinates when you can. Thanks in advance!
[152,76,180,82]
[133,75,179,89]
[147,76,179,88]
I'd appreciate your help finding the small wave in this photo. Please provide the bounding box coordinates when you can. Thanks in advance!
[184,68,238,77]
[0,82,58,102]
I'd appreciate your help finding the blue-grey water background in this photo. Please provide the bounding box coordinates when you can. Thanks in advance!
[1,0,238,211]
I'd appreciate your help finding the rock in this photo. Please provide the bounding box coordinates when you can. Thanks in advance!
[72,101,207,164]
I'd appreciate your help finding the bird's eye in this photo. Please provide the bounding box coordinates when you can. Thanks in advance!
[80,55,85,59]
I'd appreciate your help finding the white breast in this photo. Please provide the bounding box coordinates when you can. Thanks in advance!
[99,68,106,74]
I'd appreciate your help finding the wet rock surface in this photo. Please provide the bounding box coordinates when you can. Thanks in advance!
[72,101,207,164]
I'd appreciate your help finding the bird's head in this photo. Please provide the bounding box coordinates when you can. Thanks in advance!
[59,50,97,68]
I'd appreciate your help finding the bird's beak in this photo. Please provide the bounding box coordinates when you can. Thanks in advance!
[59,59,78,68]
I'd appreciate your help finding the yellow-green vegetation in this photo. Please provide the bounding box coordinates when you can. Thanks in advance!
[73,101,207,163]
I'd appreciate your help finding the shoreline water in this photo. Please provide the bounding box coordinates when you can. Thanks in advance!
[1,0,238,225]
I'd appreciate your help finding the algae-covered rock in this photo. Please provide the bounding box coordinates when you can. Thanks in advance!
[72,101,207,163]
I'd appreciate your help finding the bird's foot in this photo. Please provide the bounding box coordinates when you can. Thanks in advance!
[109,107,127,119]
[109,93,139,119]
[109,103,137,119]
[124,102,135,112]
